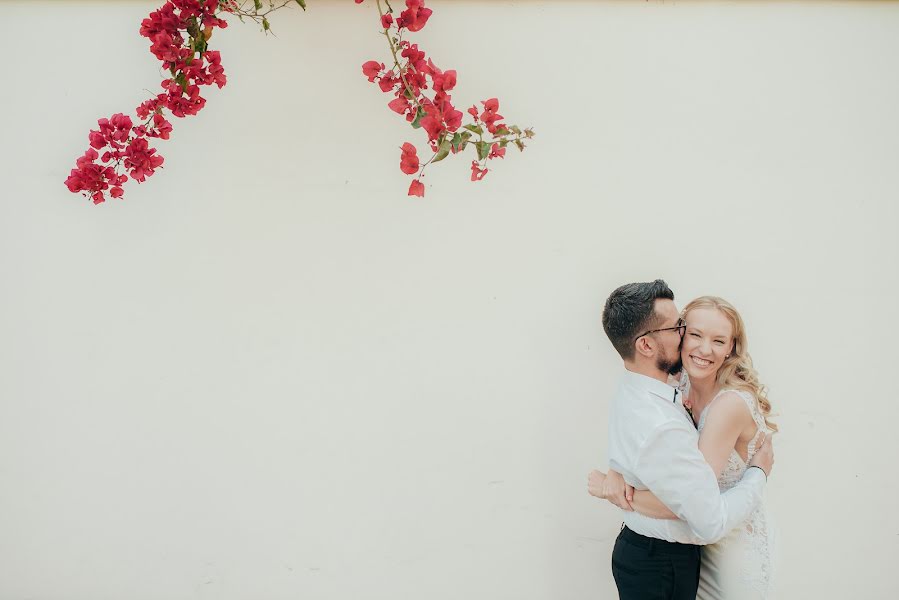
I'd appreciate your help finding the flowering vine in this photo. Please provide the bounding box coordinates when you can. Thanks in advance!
[66,0,533,204]
[359,0,533,197]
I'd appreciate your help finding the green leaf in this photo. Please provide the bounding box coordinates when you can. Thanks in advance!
[510,125,522,135]
[432,139,452,163]
[410,106,426,129]
[454,131,473,152]
[295,0,307,9]
[174,72,188,94]
[450,132,463,152]
[514,139,526,151]
[262,17,270,31]
[254,0,262,10]
[463,124,484,135]
[493,126,511,137]
[476,141,491,161]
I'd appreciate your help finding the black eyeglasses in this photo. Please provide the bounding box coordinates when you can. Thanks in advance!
[635,318,686,342]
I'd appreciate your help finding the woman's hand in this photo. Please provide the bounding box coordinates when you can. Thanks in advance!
[587,468,634,511]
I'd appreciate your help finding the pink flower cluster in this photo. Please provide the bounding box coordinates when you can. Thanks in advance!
[359,0,528,197]
[356,0,432,32]
[66,0,229,204]
[67,1,532,204]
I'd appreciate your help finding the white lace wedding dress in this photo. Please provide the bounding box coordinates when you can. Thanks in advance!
[694,388,775,600]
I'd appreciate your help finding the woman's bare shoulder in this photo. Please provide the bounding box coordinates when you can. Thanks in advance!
[704,390,755,428]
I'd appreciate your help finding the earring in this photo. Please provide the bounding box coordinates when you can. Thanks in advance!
[725,354,731,358]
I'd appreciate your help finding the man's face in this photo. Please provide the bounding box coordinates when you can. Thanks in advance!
[652,299,684,376]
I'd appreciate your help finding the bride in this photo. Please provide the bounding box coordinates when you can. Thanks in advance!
[595,296,777,599]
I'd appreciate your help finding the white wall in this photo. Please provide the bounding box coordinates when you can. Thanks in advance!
[2,1,898,598]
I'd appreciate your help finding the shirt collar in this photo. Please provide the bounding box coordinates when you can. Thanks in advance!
[621,369,678,403]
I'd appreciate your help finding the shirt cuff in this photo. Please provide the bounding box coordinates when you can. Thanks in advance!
[745,465,768,482]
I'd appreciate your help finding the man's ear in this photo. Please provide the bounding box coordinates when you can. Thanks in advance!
[634,335,654,359]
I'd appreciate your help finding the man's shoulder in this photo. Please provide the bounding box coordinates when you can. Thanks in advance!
[613,384,686,425]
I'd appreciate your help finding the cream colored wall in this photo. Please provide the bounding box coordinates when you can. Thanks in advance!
[1,1,897,598]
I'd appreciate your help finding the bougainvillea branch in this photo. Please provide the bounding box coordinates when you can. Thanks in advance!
[361,0,533,196]
[66,0,533,204]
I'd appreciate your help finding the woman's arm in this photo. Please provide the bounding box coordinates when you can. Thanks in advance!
[630,487,679,519]
[696,392,753,478]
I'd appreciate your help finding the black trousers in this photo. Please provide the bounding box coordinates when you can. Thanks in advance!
[611,526,701,600]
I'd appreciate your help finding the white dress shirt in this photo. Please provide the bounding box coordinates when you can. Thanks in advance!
[607,370,766,545]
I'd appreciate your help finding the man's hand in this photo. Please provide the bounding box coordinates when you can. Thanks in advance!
[587,469,606,499]
[587,469,634,511]
[748,433,774,478]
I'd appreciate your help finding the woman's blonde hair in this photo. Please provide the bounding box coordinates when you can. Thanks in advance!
[682,296,778,433]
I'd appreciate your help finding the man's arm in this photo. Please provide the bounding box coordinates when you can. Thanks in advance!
[596,395,772,521]
[623,393,754,518]
[589,469,677,519]
[633,420,767,544]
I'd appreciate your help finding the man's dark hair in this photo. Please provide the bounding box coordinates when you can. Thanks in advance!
[602,279,675,360]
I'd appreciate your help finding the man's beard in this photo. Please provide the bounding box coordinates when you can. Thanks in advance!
[657,350,683,376]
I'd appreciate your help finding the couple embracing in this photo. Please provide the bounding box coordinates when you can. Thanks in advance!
[588,280,777,599]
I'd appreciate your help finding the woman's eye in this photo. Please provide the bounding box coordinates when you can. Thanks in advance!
[690,333,700,338]
[715,340,725,345]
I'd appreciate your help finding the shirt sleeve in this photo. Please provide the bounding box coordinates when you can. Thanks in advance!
[633,419,766,544]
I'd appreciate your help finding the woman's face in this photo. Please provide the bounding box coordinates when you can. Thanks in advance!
[681,307,734,382]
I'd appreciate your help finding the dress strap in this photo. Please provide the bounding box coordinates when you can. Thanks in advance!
[729,389,769,460]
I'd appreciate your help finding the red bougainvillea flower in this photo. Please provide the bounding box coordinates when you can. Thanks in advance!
[64,148,129,205]
[362,60,383,82]
[481,98,500,118]
[149,113,173,140]
[408,179,425,197]
[139,4,180,39]
[418,108,444,142]
[443,101,463,131]
[400,42,426,67]
[398,0,433,32]
[489,143,506,160]
[430,65,456,95]
[203,50,227,88]
[136,98,161,119]
[470,161,488,182]
[162,82,207,118]
[122,137,164,182]
[480,98,504,134]
[378,72,398,93]
[93,113,133,148]
[388,97,411,115]
[149,31,184,63]
[68,0,234,203]
[400,142,420,175]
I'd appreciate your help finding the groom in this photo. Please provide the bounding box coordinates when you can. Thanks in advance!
[590,280,773,600]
